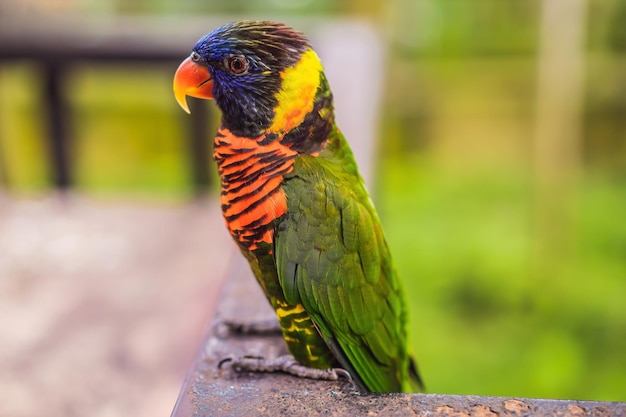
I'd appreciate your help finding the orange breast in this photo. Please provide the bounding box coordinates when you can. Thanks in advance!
[214,128,297,251]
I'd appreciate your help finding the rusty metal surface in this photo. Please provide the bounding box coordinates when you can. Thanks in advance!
[171,258,625,417]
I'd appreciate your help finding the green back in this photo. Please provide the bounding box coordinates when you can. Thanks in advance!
[275,128,420,392]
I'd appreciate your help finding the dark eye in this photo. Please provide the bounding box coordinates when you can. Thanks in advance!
[226,55,249,75]
[190,51,202,63]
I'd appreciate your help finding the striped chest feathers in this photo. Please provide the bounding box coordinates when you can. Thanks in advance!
[214,128,297,251]
[213,49,329,252]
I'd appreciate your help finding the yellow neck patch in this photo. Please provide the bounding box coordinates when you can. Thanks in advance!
[269,48,323,134]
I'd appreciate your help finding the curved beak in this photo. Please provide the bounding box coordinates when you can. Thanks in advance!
[173,56,214,114]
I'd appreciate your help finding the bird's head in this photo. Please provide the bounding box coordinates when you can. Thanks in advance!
[173,21,328,138]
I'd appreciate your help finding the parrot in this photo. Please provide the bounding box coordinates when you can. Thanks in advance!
[173,20,423,393]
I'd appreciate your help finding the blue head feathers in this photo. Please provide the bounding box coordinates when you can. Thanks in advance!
[191,21,310,136]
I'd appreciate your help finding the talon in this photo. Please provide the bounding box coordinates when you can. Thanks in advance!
[333,368,358,390]
[219,355,267,372]
[334,368,353,382]
[218,356,234,369]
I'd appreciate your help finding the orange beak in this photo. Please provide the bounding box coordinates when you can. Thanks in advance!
[173,56,214,114]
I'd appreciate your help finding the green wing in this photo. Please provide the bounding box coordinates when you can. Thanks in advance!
[276,155,414,392]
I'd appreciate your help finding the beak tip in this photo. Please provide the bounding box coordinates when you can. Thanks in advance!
[174,90,192,114]
[181,102,192,114]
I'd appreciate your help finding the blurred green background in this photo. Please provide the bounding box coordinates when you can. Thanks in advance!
[1,0,625,402]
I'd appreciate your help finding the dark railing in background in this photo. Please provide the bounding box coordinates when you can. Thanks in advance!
[41,64,69,189]
[0,15,218,194]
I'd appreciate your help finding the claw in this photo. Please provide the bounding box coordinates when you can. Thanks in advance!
[217,356,234,370]
[219,355,265,371]
[332,368,357,390]
[333,368,353,382]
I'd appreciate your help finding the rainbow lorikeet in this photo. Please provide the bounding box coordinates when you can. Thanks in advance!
[173,21,423,393]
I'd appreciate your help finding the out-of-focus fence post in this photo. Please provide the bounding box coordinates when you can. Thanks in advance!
[43,63,72,189]
[0,137,7,189]
[533,0,587,280]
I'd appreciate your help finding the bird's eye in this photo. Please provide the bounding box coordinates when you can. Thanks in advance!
[226,55,249,75]
[190,51,202,63]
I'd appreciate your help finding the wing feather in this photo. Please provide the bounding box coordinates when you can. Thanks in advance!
[276,158,410,392]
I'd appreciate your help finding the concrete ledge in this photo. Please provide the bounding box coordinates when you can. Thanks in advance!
[171,257,625,417]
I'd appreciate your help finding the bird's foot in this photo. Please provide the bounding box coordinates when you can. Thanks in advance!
[214,318,282,338]
[219,354,353,383]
